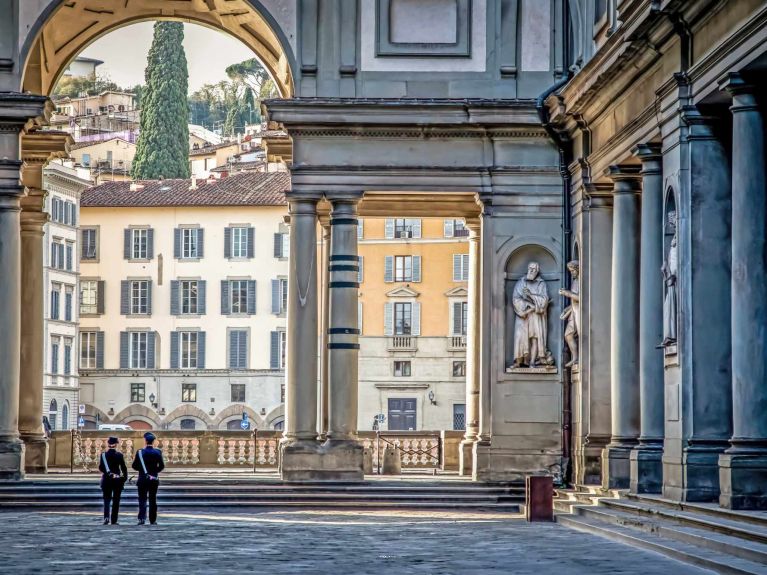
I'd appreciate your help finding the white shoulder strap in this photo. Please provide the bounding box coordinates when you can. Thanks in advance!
[138,449,148,474]
[101,453,111,474]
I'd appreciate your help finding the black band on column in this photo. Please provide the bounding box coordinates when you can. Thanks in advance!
[329,255,359,262]
[328,328,361,335]
[329,265,359,272]
[328,343,361,350]
[329,218,359,226]
[329,281,360,288]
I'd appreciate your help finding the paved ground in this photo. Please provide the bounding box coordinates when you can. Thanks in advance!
[0,509,712,574]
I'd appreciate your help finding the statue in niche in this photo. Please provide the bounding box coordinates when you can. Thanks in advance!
[512,262,554,368]
[661,211,678,346]
[559,260,580,367]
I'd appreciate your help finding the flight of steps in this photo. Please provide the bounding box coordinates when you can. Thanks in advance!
[556,486,767,574]
[0,476,525,513]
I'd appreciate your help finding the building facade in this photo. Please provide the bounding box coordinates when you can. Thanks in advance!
[42,161,91,431]
[78,172,290,431]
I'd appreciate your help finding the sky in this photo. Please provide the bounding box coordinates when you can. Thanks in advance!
[79,22,258,94]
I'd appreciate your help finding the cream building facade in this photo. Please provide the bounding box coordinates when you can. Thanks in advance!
[78,171,291,431]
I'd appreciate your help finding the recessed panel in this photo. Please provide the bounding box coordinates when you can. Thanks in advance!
[390,0,458,45]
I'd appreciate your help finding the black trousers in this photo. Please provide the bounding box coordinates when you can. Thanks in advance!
[101,479,123,523]
[137,478,159,523]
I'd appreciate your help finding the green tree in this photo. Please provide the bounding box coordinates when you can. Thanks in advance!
[131,21,190,180]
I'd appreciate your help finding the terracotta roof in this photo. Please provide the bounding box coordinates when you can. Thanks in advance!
[69,137,134,151]
[81,171,289,207]
[210,160,266,173]
[189,141,241,156]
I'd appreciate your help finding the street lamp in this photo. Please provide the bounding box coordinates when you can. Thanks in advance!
[428,390,437,406]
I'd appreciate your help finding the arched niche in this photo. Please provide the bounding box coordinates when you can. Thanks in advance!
[504,243,561,372]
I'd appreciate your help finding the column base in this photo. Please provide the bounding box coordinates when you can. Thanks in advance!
[281,439,364,482]
[0,438,25,481]
[458,438,476,476]
[20,436,48,474]
[663,443,725,502]
[472,440,562,482]
[574,435,610,485]
[602,444,635,489]
[630,445,663,494]
[719,450,767,510]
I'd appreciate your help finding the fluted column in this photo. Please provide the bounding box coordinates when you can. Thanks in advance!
[18,190,49,473]
[602,164,642,489]
[459,219,481,475]
[719,73,767,510]
[319,220,331,438]
[630,144,664,494]
[283,196,321,444]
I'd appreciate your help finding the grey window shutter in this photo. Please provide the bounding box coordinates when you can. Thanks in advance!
[453,302,463,336]
[119,332,129,369]
[197,332,206,368]
[239,331,248,369]
[271,279,280,314]
[384,219,394,239]
[358,256,364,284]
[444,219,454,238]
[97,281,105,314]
[412,256,422,282]
[247,280,257,314]
[384,303,393,336]
[270,331,279,369]
[412,219,422,239]
[66,245,73,270]
[224,227,232,258]
[221,280,230,314]
[273,233,282,257]
[96,332,105,369]
[147,332,156,369]
[228,331,237,369]
[146,281,153,314]
[147,229,154,259]
[123,229,131,259]
[384,256,394,282]
[198,280,207,314]
[173,228,181,258]
[453,254,462,282]
[412,303,421,336]
[462,254,469,281]
[120,281,129,315]
[170,332,179,369]
[71,203,77,226]
[197,228,205,258]
[247,227,255,258]
[170,280,180,315]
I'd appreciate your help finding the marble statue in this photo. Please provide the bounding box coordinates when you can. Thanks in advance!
[512,262,553,368]
[661,211,678,346]
[559,260,580,367]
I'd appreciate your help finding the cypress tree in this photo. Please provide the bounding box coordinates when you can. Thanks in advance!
[131,22,190,180]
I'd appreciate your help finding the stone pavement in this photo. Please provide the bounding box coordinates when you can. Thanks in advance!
[0,509,714,574]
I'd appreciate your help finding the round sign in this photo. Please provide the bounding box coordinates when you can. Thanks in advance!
[240,419,249,430]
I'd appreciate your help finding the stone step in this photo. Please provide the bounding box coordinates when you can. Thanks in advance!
[557,513,767,575]
[626,493,767,529]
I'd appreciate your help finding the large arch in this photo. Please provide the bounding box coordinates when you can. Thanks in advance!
[20,0,296,98]
[163,404,214,429]
[212,404,265,429]
[111,404,162,429]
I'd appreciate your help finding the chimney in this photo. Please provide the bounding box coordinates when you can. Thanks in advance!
[129,183,145,192]
[189,176,197,190]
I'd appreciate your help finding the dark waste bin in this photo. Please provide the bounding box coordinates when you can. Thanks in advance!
[525,475,554,522]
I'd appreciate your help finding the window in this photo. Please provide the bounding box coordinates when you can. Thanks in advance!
[274,231,289,258]
[394,360,411,377]
[49,400,58,431]
[182,383,197,403]
[231,384,246,403]
[181,281,199,314]
[395,256,413,282]
[180,418,196,430]
[180,331,199,369]
[394,218,417,238]
[50,284,61,320]
[280,384,285,403]
[64,287,73,322]
[130,280,149,314]
[388,398,417,431]
[65,242,74,271]
[131,383,145,403]
[51,338,60,374]
[452,360,466,377]
[453,254,470,282]
[229,330,248,370]
[394,302,412,335]
[444,219,468,238]
[231,227,249,258]
[80,332,99,369]
[132,229,148,259]
[280,278,288,313]
[62,403,70,431]
[50,240,65,270]
[82,153,91,167]
[452,301,468,336]
[453,404,466,430]
[182,228,199,259]
[80,280,98,315]
[280,331,287,369]
[230,280,249,314]
[64,340,72,375]
[130,332,148,369]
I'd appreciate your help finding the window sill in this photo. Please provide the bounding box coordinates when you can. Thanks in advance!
[80,258,99,264]
[127,258,152,263]
[227,257,253,262]
[125,313,152,318]
[175,314,202,319]
[227,313,253,318]
[178,257,202,262]
[79,313,102,318]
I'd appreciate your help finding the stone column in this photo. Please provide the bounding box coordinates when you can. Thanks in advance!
[459,219,481,475]
[719,73,767,510]
[630,144,665,494]
[602,165,642,489]
[319,219,331,438]
[18,190,49,474]
[281,196,321,480]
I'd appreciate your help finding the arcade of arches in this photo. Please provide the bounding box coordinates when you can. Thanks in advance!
[1,1,766,509]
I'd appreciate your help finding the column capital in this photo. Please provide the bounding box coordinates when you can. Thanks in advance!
[0,93,50,132]
[721,73,759,113]
[633,143,662,176]
[20,187,48,225]
[325,191,364,204]
[605,165,642,194]
[288,195,321,215]
[465,217,481,235]
[0,159,25,208]
[21,130,72,189]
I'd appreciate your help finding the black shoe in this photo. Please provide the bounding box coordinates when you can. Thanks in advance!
[103,517,110,525]
[150,522,157,525]
[137,519,145,525]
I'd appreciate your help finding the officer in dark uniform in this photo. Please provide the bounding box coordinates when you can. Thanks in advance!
[132,432,165,525]
[98,436,128,525]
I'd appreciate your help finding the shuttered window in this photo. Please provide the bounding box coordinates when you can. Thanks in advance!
[453,254,469,281]
[229,330,248,370]
[80,331,100,369]
[81,228,98,260]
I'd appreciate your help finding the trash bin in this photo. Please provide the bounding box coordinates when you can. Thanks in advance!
[525,475,554,522]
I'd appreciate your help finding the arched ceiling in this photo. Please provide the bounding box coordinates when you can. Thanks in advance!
[22,0,294,98]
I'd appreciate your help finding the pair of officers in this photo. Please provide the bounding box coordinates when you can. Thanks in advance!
[99,432,166,525]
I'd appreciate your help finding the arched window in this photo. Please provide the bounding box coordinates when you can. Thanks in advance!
[180,418,196,430]
[271,417,284,431]
[62,402,69,431]
[226,419,249,430]
[49,399,58,431]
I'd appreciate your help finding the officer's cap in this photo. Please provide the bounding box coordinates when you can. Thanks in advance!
[144,432,156,443]
[107,436,119,446]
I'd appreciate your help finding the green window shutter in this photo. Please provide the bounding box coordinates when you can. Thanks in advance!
[170,332,179,369]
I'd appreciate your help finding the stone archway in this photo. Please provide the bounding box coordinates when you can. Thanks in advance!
[111,404,162,429]
[162,404,214,430]
[212,404,265,430]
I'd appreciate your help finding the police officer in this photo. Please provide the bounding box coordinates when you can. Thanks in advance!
[132,432,165,525]
[98,436,127,525]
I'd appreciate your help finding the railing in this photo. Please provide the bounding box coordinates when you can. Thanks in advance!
[359,431,441,470]
[388,336,417,351]
[448,335,467,350]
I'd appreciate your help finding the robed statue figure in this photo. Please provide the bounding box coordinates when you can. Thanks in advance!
[661,211,678,346]
[512,262,552,368]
